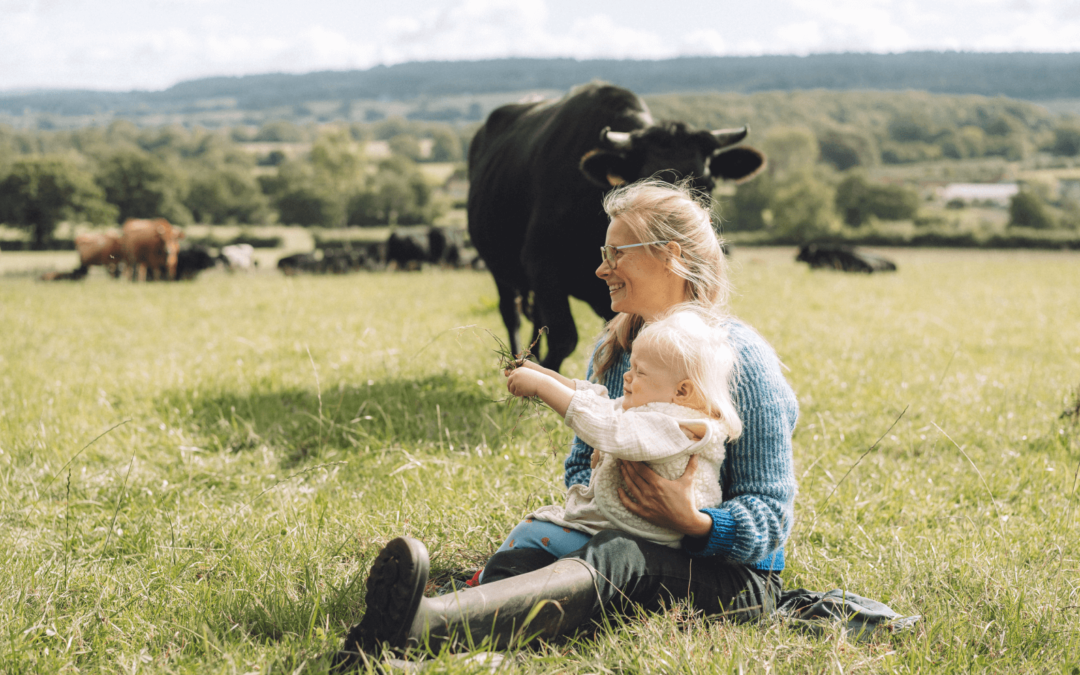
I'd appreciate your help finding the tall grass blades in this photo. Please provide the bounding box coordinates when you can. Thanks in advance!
[0,251,1078,673]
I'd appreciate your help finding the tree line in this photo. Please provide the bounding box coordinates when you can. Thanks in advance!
[646,90,1080,168]
[4,53,1080,121]
[721,122,1080,241]
[0,119,468,247]
[2,90,1079,248]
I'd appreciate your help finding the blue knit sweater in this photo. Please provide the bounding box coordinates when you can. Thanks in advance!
[564,319,799,571]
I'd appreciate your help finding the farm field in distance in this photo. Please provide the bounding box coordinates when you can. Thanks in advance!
[1,247,1078,673]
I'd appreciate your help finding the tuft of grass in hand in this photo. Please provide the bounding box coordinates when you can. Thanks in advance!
[488,327,563,456]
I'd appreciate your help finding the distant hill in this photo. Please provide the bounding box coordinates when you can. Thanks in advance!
[3,52,1080,124]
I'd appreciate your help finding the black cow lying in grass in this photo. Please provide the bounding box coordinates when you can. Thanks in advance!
[796,243,897,273]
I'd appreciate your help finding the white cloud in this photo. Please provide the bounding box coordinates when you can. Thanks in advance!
[1,0,1077,91]
[773,21,824,54]
[373,2,671,63]
[680,29,729,56]
[379,0,551,59]
[562,14,670,59]
[784,0,917,52]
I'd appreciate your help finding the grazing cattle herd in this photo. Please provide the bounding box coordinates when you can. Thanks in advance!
[39,220,479,281]
[467,82,766,371]
[25,83,906,337]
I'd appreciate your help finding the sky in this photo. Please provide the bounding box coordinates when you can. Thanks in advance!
[1,0,1078,92]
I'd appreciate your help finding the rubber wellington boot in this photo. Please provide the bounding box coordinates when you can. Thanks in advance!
[332,537,599,670]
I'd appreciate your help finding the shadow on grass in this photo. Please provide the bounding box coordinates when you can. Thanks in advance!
[159,374,514,467]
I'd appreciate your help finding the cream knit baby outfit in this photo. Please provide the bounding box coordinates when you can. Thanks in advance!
[527,380,733,547]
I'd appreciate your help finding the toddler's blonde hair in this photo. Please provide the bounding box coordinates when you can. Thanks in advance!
[633,305,742,440]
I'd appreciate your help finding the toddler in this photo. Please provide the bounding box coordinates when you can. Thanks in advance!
[502,307,742,556]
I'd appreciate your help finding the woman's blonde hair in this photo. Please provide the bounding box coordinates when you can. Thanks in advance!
[593,179,731,381]
[634,306,742,439]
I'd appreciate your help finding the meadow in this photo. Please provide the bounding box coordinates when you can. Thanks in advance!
[1,247,1078,674]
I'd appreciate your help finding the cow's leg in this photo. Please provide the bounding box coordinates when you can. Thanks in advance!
[532,289,577,373]
[495,279,522,357]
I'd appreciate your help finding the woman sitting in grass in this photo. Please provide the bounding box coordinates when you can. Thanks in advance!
[333,179,799,667]
[500,306,742,552]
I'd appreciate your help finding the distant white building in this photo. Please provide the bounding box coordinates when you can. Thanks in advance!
[940,183,1019,205]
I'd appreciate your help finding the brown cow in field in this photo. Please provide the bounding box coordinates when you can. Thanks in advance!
[121,218,185,281]
[75,230,123,278]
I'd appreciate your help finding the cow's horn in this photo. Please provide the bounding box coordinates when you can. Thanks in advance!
[710,126,749,149]
[600,127,633,151]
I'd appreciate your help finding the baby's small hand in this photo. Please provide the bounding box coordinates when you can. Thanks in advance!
[506,367,546,398]
[590,449,600,469]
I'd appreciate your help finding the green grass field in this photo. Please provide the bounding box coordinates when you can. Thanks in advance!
[2,248,1079,673]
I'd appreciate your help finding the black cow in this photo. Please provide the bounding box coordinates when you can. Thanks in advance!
[796,243,897,273]
[468,82,765,371]
[175,245,218,280]
[277,252,321,276]
[386,226,463,270]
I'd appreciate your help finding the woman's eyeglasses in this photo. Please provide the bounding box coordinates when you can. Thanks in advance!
[599,241,669,270]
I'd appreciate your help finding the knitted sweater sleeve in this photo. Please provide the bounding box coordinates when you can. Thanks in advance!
[682,321,799,565]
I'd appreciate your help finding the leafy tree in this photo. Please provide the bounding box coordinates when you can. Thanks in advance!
[761,126,818,175]
[260,158,340,227]
[835,173,920,227]
[724,169,837,239]
[1050,120,1080,157]
[370,116,414,141]
[817,126,878,170]
[307,129,369,226]
[254,121,306,143]
[104,120,140,148]
[1008,191,1056,229]
[985,113,1023,137]
[276,185,343,226]
[880,141,943,164]
[1060,197,1080,231]
[888,113,937,143]
[186,166,270,224]
[347,156,443,226]
[723,172,773,232]
[388,134,424,161]
[768,168,839,240]
[428,127,463,162]
[230,126,257,143]
[310,129,366,189]
[940,126,987,159]
[0,155,117,247]
[96,149,192,224]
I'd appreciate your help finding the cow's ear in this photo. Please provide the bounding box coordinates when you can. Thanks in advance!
[177,231,186,240]
[710,146,767,183]
[580,149,634,188]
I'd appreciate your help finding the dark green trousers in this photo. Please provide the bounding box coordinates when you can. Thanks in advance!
[482,529,781,624]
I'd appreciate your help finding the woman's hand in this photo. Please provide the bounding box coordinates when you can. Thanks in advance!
[617,455,713,538]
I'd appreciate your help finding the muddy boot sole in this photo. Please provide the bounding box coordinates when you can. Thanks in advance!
[363,538,431,643]
[333,537,431,671]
